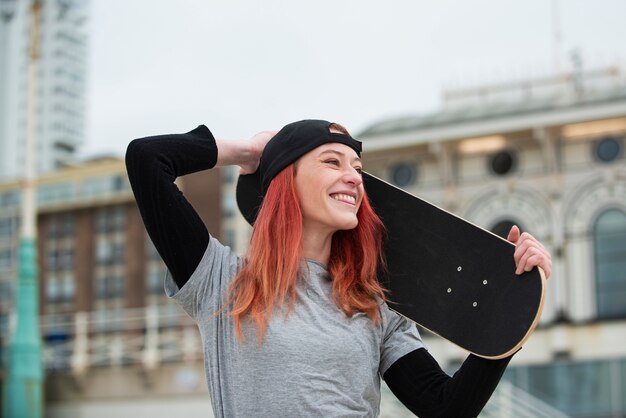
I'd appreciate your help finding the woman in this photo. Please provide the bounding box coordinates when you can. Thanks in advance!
[126,119,551,417]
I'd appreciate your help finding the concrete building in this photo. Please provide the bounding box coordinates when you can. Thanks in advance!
[357,66,626,418]
[0,0,89,180]
[0,155,222,416]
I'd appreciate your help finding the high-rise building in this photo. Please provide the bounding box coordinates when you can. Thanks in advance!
[0,0,89,180]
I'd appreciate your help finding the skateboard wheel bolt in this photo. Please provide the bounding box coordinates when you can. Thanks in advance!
[457,266,462,272]
[472,302,478,307]
[447,288,452,293]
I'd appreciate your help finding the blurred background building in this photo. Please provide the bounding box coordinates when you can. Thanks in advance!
[1,1,625,417]
[0,0,88,181]
[0,155,222,416]
[1,65,624,418]
[357,65,626,418]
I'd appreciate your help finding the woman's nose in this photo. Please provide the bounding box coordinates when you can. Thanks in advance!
[343,167,363,187]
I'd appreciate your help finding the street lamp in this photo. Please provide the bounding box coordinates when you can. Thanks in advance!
[3,1,44,417]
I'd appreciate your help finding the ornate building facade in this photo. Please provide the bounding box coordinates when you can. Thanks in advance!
[357,67,626,417]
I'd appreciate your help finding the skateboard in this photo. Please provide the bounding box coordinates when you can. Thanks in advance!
[363,172,546,359]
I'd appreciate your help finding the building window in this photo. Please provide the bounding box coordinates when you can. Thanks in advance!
[222,166,236,183]
[489,150,517,176]
[594,136,622,163]
[113,175,125,191]
[390,162,417,187]
[504,358,624,417]
[44,214,76,313]
[146,238,167,300]
[93,206,127,326]
[147,270,163,295]
[96,206,126,233]
[0,280,14,304]
[0,217,16,239]
[594,208,626,318]
[0,192,20,208]
[223,189,235,218]
[224,228,236,249]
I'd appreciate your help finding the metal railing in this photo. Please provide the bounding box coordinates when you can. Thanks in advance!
[38,305,201,374]
[480,380,572,418]
[4,307,573,418]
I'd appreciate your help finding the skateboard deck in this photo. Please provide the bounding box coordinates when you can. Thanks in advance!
[363,173,546,359]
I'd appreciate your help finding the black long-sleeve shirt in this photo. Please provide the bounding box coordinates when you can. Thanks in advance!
[125,125,511,418]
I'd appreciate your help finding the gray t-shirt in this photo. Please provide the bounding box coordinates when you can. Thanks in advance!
[165,237,424,417]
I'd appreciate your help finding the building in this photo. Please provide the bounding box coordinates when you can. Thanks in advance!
[0,155,222,416]
[3,66,626,416]
[357,66,626,418]
[0,0,89,180]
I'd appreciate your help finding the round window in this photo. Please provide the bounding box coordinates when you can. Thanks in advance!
[594,137,622,163]
[489,150,517,176]
[390,163,416,187]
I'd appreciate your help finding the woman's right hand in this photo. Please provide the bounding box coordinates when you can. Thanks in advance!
[215,130,276,173]
[239,131,276,174]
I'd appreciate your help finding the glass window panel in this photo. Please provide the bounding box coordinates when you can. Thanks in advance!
[224,229,235,249]
[0,313,9,342]
[47,249,59,271]
[112,206,126,231]
[61,249,73,270]
[0,191,20,207]
[61,214,74,237]
[112,242,124,265]
[511,360,616,417]
[148,270,163,295]
[113,175,124,191]
[223,190,235,217]
[61,275,74,303]
[95,277,107,299]
[0,218,15,238]
[96,208,108,232]
[0,248,13,270]
[594,209,626,318]
[0,280,13,302]
[96,240,111,265]
[46,278,60,303]
[109,276,124,298]
[622,359,626,412]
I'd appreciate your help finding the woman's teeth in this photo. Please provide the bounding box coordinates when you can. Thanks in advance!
[331,193,356,204]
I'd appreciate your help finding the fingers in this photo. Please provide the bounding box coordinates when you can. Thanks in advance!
[513,231,552,279]
[239,131,278,175]
[507,225,521,244]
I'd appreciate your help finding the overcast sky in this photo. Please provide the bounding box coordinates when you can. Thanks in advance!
[82,0,626,157]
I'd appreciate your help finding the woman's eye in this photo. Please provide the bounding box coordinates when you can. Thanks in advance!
[354,167,363,175]
[324,159,339,166]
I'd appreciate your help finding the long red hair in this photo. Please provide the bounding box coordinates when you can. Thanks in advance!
[228,163,387,342]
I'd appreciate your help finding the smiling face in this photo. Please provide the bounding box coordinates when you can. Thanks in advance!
[294,142,364,237]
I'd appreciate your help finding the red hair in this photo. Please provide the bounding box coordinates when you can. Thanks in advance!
[228,164,387,342]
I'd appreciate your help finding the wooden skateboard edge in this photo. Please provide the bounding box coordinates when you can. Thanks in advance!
[392,266,547,360]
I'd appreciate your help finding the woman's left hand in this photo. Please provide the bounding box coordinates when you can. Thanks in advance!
[507,225,552,279]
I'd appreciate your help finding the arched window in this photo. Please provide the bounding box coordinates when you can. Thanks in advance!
[594,209,626,318]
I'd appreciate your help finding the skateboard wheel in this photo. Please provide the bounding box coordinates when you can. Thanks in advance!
[447,288,452,293]
[472,302,478,307]
[483,280,488,285]
[457,266,462,272]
